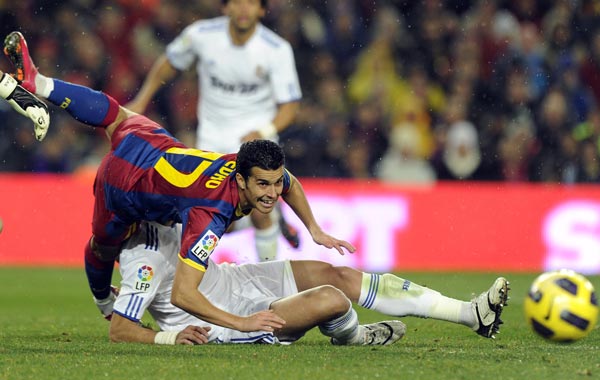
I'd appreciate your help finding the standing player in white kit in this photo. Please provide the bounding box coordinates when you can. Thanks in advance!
[127,0,302,262]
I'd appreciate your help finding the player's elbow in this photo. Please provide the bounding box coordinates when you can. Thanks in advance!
[109,322,127,343]
[108,314,135,343]
[170,287,187,311]
[170,292,193,313]
[108,330,122,343]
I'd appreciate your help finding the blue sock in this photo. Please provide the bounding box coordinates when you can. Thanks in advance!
[84,241,114,300]
[47,79,115,127]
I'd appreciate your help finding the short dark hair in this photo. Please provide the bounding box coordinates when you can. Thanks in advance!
[222,0,267,8]
[236,140,284,179]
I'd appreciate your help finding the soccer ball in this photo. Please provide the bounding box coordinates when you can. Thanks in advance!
[524,269,598,342]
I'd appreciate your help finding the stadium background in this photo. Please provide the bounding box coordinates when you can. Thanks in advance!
[1,0,599,273]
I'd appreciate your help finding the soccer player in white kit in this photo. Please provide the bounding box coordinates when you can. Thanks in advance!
[127,0,301,262]
[105,221,510,345]
[110,222,406,345]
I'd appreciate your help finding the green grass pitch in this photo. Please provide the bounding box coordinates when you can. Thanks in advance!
[1,268,599,380]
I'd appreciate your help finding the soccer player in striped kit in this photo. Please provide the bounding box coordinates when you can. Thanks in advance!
[0,31,509,343]
[127,0,302,262]
[1,30,354,336]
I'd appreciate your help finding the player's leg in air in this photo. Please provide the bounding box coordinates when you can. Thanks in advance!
[3,31,135,319]
[290,261,510,339]
[0,70,49,140]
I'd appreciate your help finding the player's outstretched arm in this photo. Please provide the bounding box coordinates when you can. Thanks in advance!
[282,173,356,255]
[109,313,211,345]
[0,72,50,141]
[125,54,178,114]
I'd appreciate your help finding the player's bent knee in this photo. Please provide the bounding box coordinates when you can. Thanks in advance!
[105,106,131,138]
[108,327,120,343]
[311,285,350,315]
[108,316,130,343]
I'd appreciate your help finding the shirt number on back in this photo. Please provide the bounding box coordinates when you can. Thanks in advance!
[153,147,223,188]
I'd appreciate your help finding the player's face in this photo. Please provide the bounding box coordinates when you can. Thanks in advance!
[238,166,284,214]
[223,0,265,33]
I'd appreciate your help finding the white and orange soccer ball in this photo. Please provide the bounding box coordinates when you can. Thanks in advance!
[524,269,598,342]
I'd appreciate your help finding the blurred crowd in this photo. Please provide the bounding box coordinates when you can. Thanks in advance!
[1,0,600,184]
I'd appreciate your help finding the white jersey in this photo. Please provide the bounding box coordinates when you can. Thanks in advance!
[166,16,302,153]
[113,222,300,344]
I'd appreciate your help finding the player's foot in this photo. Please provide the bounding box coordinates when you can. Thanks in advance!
[93,285,119,321]
[3,31,37,93]
[472,277,510,338]
[362,320,406,345]
[0,73,49,141]
[279,213,300,249]
[332,320,406,346]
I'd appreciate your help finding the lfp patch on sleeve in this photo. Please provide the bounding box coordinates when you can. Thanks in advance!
[191,230,219,263]
[135,265,154,292]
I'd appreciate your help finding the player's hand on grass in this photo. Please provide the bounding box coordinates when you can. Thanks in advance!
[311,228,356,255]
[176,325,211,345]
[239,310,285,332]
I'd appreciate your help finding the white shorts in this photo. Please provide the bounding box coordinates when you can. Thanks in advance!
[114,222,299,344]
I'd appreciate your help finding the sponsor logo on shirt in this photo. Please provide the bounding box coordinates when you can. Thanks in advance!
[210,75,259,94]
[191,230,219,263]
[135,265,154,291]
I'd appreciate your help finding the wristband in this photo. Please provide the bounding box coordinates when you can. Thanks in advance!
[0,73,17,99]
[257,122,278,140]
[154,331,179,345]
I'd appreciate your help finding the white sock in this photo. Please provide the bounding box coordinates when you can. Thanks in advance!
[254,223,279,261]
[35,73,53,98]
[318,304,363,344]
[358,273,475,327]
